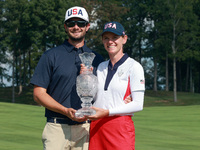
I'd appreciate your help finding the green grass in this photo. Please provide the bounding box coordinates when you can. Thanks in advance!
[134,105,200,150]
[0,88,200,149]
[0,102,45,150]
[0,102,199,150]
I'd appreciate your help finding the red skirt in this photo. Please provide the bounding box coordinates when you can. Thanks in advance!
[89,116,135,150]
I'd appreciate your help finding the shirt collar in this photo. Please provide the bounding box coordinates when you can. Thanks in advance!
[63,40,90,53]
[108,53,129,70]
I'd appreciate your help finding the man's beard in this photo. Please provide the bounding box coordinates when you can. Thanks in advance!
[68,34,85,42]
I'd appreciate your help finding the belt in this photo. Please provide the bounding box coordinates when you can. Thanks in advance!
[47,117,91,125]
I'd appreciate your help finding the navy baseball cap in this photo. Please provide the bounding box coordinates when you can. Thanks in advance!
[101,21,125,36]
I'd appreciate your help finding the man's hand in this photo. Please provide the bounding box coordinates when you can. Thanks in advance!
[124,95,132,104]
[64,108,87,122]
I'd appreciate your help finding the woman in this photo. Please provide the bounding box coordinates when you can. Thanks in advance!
[83,21,145,150]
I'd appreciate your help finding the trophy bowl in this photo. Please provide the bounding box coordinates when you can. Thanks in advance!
[75,52,97,118]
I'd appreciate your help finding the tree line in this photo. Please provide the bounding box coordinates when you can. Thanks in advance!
[1,0,200,102]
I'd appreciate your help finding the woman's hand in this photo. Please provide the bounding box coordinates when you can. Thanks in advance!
[86,107,109,121]
[86,96,132,121]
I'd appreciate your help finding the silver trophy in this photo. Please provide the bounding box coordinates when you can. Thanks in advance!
[75,52,97,117]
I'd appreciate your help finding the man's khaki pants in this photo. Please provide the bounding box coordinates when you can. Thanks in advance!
[42,122,90,150]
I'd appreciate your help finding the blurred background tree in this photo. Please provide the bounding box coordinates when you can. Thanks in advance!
[1,0,200,103]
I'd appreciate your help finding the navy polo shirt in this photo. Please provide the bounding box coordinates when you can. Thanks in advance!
[30,40,104,119]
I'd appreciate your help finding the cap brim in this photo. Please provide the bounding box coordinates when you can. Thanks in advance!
[101,30,122,36]
[66,17,88,22]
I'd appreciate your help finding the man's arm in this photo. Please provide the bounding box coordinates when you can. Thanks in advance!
[33,85,87,122]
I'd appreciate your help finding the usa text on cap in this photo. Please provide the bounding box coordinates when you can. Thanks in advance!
[65,6,89,22]
[101,21,125,36]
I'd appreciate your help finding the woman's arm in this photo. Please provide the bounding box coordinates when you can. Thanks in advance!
[86,91,144,120]
[109,91,144,115]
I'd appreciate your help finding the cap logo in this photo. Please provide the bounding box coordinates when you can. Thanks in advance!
[104,23,116,30]
[68,8,83,17]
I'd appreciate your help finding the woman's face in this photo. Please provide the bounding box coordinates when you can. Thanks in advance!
[102,32,127,56]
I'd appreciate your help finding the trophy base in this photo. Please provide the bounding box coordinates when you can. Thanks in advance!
[75,107,96,118]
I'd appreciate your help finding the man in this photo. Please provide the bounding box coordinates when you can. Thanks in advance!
[30,6,104,150]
